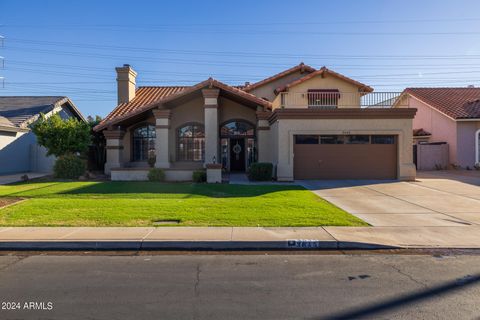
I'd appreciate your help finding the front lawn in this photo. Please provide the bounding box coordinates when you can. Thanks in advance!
[0,181,367,227]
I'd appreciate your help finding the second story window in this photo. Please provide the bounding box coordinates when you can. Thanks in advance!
[307,89,340,109]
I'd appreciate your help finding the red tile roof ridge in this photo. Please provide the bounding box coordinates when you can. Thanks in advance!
[275,66,373,93]
[243,63,316,92]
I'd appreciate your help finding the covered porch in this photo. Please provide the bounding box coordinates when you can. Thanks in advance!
[100,79,272,181]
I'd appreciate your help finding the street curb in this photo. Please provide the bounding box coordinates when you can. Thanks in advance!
[1,240,478,251]
[0,240,400,251]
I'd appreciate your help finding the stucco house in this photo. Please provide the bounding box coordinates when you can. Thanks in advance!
[0,96,85,175]
[94,63,416,181]
[397,88,480,168]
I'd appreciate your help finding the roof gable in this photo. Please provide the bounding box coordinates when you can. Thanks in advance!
[404,88,480,119]
[275,67,373,93]
[243,63,315,92]
[0,96,85,128]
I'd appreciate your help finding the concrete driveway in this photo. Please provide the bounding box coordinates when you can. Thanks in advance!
[300,171,480,227]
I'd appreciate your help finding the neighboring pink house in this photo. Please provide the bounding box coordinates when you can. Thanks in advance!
[399,88,480,168]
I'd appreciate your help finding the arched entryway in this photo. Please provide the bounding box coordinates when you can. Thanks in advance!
[220,120,256,172]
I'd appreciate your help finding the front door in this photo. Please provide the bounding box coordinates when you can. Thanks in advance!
[229,138,245,171]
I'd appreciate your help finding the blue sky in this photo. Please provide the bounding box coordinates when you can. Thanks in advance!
[1,0,480,117]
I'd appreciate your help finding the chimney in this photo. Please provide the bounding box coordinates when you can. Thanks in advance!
[116,64,137,104]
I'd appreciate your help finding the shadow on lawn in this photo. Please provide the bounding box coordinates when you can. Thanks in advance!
[59,181,304,198]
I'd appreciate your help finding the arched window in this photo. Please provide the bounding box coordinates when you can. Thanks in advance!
[132,124,156,161]
[177,123,205,161]
[220,120,255,137]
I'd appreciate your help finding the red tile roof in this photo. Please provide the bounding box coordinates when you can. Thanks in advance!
[405,87,480,119]
[243,63,315,92]
[275,67,373,93]
[102,86,187,123]
[95,79,272,131]
[413,128,431,137]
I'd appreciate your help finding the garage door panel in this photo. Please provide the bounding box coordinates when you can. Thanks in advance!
[294,140,397,180]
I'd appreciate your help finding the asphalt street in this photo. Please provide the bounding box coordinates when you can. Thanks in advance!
[0,251,479,319]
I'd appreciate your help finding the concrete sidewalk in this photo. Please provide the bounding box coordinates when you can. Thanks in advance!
[0,226,479,250]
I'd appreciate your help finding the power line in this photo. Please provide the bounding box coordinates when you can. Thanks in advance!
[3,17,480,28]
[7,38,480,60]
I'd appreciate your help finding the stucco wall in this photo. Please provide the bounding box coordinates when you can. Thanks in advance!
[111,168,194,181]
[271,74,363,109]
[248,70,310,102]
[120,96,259,166]
[408,96,458,165]
[0,130,55,174]
[0,130,20,150]
[416,144,449,170]
[218,97,257,125]
[457,121,480,167]
[271,117,415,181]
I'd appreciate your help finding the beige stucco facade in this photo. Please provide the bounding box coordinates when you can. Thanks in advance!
[99,64,416,181]
[272,74,363,109]
[248,70,312,102]
[270,116,415,181]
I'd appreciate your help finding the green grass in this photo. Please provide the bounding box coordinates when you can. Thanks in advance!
[0,181,367,227]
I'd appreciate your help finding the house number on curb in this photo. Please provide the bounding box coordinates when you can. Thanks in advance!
[287,239,321,248]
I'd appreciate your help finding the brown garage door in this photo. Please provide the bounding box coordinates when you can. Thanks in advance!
[294,135,397,180]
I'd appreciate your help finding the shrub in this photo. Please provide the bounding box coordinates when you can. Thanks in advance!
[248,162,273,181]
[54,153,86,179]
[192,170,206,183]
[147,150,156,168]
[32,113,91,157]
[148,168,165,182]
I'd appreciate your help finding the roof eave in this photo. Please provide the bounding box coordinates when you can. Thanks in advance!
[94,79,272,132]
[244,63,316,92]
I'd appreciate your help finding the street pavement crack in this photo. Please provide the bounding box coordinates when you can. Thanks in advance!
[194,263,201,297]
[0,255,28,272]
[388,263,428,289]
[192,263,201,320]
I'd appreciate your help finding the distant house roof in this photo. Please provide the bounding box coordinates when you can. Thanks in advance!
[95,78,272,131]
[275,66,374,93]
[243,62,316,92]
[413,128,432,137]
[0,96,85,130]
[404,88,480,120]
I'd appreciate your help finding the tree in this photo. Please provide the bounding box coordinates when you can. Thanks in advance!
[86,115,106,170]
[32,113,91,157]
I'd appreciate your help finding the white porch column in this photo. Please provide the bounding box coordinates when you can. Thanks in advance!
[202,88,220,165]
[103,128,126,175]
[256,111,272,163]
[153,108,171,168]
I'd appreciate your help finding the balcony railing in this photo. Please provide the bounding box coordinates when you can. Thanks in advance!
[277,91,407,109]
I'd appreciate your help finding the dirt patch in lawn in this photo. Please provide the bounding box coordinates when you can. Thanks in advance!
[0,198,24,209]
